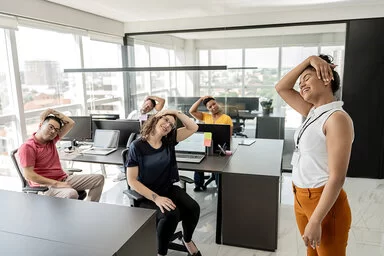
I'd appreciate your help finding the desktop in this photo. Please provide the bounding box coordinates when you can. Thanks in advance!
[62,116,92,143]
[197,124,231,153]
[92,119,141,147]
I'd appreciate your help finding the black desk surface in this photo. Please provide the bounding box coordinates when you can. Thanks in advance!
[59,147,125,165]
[0,231,107,256]
[60,147,231,173]
[60,140,282,176]
[0,190,156,255]
[222,139,283,176]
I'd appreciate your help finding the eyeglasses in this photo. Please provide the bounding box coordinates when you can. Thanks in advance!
[161,116,176,130]
[47,123,61,133]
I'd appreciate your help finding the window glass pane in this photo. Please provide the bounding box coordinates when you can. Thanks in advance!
[0,121,19,177]
[83,38,123,116]
[0,29,15,116]
[16,26,82,136]
[245,48,279,98]
[150,46,170,90]
[0,29,20,175]
[281,47,318,128]
[210,49,242,92]
[134,44,150,94]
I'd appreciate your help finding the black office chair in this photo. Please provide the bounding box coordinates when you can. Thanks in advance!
[121,148,189,254]
[10,149,87,200]
[227,106,248,138]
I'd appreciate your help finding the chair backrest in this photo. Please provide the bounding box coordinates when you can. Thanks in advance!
[121,148,130,188]
[10,148,29,189]
[226,106,243,132]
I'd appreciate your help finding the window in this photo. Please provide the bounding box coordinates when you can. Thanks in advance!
[16,26,82,136]
[82,38,123,116]
[0,29,19,176]
[245,48,279,100]
[209,49,242,96]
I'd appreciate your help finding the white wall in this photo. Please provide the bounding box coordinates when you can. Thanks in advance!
[0,0,124,36]
[124,4,384,33]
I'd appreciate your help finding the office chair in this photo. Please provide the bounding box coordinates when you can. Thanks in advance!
[10,149,87,200]
[121,148,190,254]
[227,106,248,138]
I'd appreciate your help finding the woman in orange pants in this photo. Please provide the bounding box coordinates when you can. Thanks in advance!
[275,55,354,255]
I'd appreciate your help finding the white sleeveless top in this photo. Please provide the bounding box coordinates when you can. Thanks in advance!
[292,101,353,188]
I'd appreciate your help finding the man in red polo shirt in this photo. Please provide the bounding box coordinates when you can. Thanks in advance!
[18,109,104,201]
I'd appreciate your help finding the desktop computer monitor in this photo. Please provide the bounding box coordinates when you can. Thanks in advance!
[90,113,120,120]
[62,116,92,142]
[197,124,231,153]
[92,119,141,147]
[216,97,259,111]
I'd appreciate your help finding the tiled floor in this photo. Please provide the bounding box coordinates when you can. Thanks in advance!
[2,164,384,256]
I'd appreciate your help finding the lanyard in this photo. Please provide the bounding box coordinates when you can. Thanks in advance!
[296,110,331,148]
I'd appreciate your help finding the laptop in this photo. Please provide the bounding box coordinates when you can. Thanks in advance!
[175,133,206,164]
[82,129,120,156]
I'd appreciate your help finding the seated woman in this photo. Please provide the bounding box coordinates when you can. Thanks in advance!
[126,109,202,256]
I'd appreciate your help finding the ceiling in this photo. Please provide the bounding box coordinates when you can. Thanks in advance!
[46,0,381,23]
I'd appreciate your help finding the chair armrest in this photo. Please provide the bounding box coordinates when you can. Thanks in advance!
[123,189,145,201]
[64,168,82,173]
[22,186,49,193]
[180,175,194,184]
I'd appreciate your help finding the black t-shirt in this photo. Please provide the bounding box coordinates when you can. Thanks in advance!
[126,136,179,195]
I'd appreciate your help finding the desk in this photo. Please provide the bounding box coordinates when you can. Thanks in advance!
[60,139,283,251]
[0,190,157,256]
[59,147,125,166]
[221,139,283,251]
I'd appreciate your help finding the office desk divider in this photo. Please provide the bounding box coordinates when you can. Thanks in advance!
[197,124,231,154]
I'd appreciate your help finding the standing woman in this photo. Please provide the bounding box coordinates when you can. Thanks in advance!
[126,109,202,256]
[275,55,353,256]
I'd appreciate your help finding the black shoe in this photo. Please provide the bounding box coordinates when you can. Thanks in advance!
[193,186,202,192]
[188,251,202,256]
[183,239,202,256]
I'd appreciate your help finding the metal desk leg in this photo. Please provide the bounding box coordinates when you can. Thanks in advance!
[101,164,107,178]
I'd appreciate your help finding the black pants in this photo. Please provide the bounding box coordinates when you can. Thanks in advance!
[194,172,219,187]
[139,185,200,255]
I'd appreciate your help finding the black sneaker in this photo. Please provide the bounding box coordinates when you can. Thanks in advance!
[193,186,203,192]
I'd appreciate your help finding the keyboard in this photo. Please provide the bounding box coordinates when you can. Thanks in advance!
[176,153,205,163]
[82,147,117,156]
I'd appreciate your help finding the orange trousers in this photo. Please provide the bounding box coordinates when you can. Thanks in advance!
[293,184,351,256]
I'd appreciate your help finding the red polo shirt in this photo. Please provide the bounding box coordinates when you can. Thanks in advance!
[18,133,67,187]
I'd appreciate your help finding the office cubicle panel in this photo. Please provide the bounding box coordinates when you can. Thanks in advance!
[197,124,231,152]
[92,120,141,147]
[63,116,92,142]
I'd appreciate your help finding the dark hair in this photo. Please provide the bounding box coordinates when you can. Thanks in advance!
[140,114,177,144]
[202,97,215,106]
[43,115,63,129]
[147,98,156,108]
[310,54,340,95]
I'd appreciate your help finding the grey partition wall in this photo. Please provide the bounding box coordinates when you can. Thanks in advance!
[342,18,384,179]
[256,115,285,140]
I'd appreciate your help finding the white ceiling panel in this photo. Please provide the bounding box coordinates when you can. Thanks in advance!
[46,0,380,22]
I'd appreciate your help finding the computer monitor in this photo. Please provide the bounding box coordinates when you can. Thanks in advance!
[90,114,120,120]
[92,119,141,147]
[62,116,92,142]
[197,124,231,153]
[216,97,259,111]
